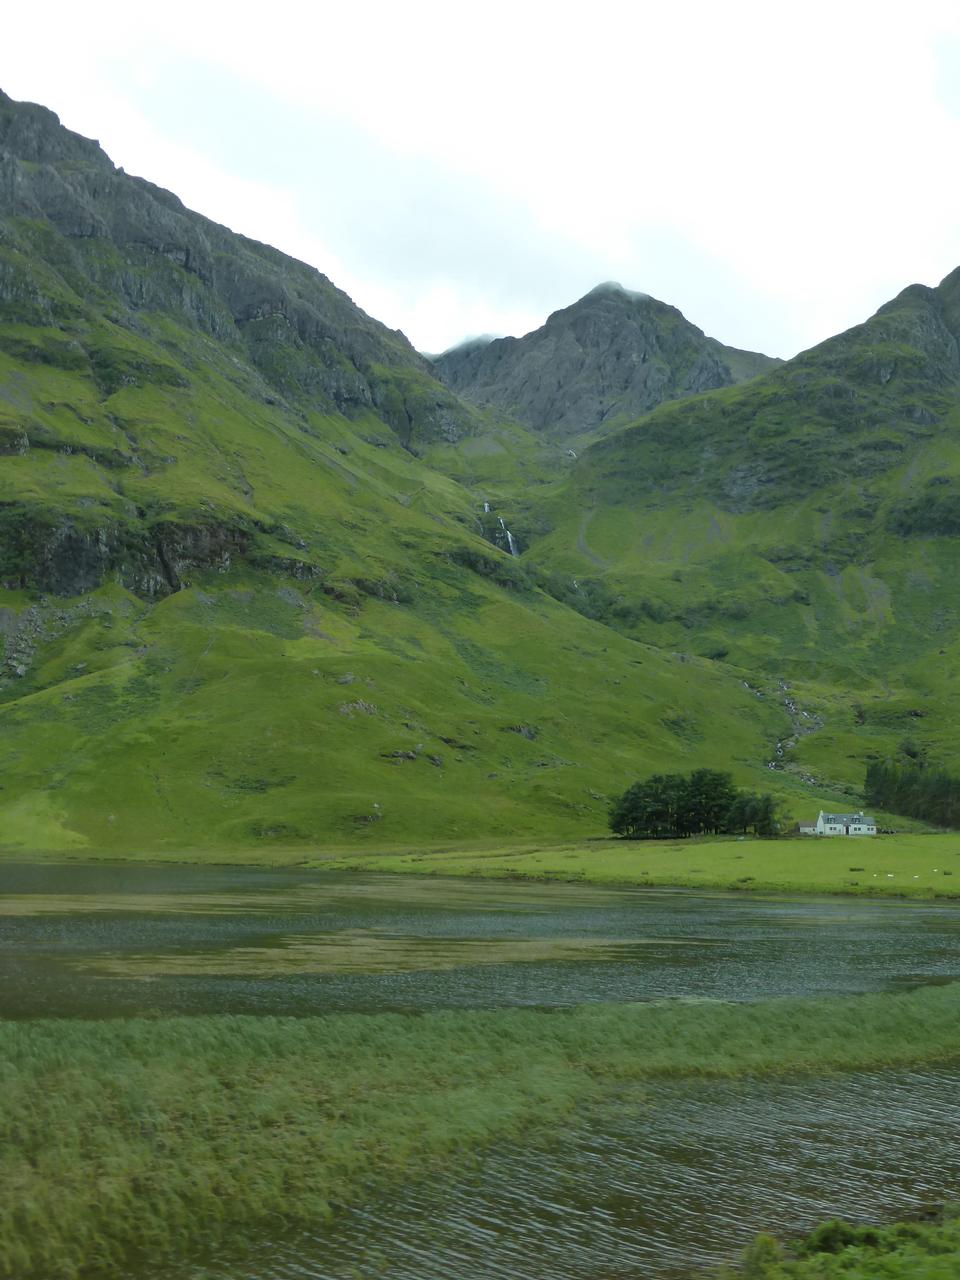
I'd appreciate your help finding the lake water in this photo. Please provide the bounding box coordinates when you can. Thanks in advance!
[3,862,959,1278]
[1,862,959,1018]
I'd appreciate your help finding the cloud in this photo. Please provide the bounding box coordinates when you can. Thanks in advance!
[5,0,960,356]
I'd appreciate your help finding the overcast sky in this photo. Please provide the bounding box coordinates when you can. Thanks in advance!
[6,1,960,357]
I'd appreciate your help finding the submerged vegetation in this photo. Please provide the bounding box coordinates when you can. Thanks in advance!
[2,984,960,1278]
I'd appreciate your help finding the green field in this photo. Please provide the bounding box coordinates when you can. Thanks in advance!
[3,984,960,1279]
[323,833,960,898]
[6,833,959,901]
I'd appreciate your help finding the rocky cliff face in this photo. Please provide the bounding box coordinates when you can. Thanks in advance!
[432,282,778,438]
[0,90,488,599]
[0,90,473,445]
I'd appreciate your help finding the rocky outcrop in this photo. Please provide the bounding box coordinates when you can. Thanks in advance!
[432,282,778,438]
[0,511,264,598]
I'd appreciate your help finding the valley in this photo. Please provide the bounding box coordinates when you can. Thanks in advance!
[2,81,960,1280]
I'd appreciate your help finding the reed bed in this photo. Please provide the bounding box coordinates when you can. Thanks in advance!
[726,1206,960,1278]
[2,984,960,1277]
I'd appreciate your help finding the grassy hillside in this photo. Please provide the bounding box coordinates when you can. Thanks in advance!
[0,91,799,854]
[0,567,801,853]
[3,87,960,852]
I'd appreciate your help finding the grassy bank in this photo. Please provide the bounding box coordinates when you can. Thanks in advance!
[726,1208,960,1278]
[324,832,960,898]
[3,985,960,1278]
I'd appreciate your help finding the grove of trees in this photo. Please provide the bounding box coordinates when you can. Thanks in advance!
[864,760,960,829]
[608,769,783,839]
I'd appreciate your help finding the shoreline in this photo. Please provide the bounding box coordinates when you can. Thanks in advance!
[2,831,960,902]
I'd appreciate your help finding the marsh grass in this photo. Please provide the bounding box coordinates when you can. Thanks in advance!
[724,1207,960,1278]
[3,985,960,1277]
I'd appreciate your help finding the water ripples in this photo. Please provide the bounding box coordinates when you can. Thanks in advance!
[150,1065,960,1280]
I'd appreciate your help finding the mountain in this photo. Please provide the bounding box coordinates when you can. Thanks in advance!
[520,270,960,792]
[0,93,475,441]
[431,282,779,440]
[0,90,789,854]
[3,86,957,854]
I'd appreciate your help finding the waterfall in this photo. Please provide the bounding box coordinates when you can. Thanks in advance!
[482,500,519,556]
[498,516,519,557]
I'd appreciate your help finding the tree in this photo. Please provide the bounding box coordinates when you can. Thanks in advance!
[686,768,738,834]
[725,790,784,836]
[609,770,783,839]
[864,758,960,829]
[724,791,756,835]
[608,780,657,839]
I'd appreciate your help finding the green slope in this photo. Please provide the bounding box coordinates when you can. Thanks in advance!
[0,91,798,853]
[5,85,959,851]
[513,271,960,794]
[0,575,795,853]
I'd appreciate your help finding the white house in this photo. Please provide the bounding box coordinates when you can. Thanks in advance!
[813,810,876,836]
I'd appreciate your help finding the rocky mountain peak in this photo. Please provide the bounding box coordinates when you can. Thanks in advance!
[432,284,778,439]
[0,89,111,171]
[581,280,653,302]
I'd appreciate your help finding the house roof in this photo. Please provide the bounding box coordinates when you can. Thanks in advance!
[818,811,875,824]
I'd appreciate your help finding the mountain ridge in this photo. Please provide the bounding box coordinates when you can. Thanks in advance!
[0,89,477,452]
[505,263,960,799]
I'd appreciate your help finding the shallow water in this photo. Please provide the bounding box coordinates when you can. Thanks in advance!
[1,862,959,1018]
[143,1066,960,1280]
[5,862,960,1279]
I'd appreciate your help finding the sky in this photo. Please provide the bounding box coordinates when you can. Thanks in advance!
[6,0,960,358]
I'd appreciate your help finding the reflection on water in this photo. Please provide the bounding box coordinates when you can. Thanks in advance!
[0,863,959,1018]
[143,1065,960,1280]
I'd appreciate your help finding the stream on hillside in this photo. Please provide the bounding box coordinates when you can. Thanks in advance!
[2,863,959,1278]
